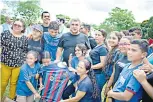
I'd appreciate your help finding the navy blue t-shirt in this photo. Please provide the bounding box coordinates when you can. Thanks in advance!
[58,32,90,64]
[105,48,122,78]
[41,25,48,33]
[113,55,130,86]
[28,39,44,61]
[76,76,95,102]
[89,44,108,73]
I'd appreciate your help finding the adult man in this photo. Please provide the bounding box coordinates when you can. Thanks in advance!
[41,11,51,33]
[55,18,90,64]
[58,18,68,35]
[80,24,97,49]
[0,16,13,33]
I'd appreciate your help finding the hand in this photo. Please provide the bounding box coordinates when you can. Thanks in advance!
[139,64,153,73]
[133,69,147,83]
[35,74,39,79]
[54,60,60,63]
[104,86,111,96]
[39,84,44,91]
[68,67,77,72]
[26,33,33,39]
[68,53,73,66]
[34,93,41,99]
[107,90,113,98]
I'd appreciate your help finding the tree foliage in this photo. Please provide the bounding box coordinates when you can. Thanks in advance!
[16,0,43,25]
[56,14,71,23]
[141,17,153,39]
[99,7,138,32]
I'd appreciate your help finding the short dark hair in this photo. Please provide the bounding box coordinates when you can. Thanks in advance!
[121,30,130,36]
[48,21,59,30]
[41,11,50,19]
[129,27,142,35]
[131,39,148,53]
[42,51,51,59]
[59,18,65,24]
[83,24,91,31]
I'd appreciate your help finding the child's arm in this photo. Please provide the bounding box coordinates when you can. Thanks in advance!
[133,69,153,99]
[104,67,115,96]
[39,76,43,87]
[26,81,41,98]
[107,89,133,101]
[108,97,112,102]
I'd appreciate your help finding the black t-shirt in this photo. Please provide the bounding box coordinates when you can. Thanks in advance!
[113,55,130,86]
[89,44,108,73]
[58,32,90,64]
[142,73,153,102]
[41,25,49,33]
[88,36,97,49]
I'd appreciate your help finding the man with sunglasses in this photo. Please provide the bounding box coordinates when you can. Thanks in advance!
[0,16,13,33]
[41,11,51,33]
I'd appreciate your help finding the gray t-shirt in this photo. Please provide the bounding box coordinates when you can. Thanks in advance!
[58,32,90,64]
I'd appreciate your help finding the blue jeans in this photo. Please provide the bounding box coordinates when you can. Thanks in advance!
[95,72,107,101]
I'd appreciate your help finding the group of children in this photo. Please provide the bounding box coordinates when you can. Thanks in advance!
[1,19,153,102]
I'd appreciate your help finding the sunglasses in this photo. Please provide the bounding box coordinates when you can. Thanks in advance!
[13,24,22,28]
[44,16,50,18]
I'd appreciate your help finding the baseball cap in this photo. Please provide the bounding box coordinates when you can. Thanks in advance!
[32,24,43,33]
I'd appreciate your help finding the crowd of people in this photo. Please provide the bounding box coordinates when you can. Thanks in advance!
[0,11,153,102]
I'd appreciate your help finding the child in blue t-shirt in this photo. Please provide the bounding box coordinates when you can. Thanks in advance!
[16,51,41,102]
[107,39,149,102]
[43,21,60,61]
[28,24,44,62]
[61,59,99,102]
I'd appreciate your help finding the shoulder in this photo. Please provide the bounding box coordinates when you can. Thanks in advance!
[80,77,92,86]
[20,64,29,71]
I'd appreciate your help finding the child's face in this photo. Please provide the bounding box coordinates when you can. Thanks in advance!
[108,33,119,47]
[42,58,51,66]
[32,29,42,39]
[48,29,58,37]
[26,53,37,67]
[118,38,130,54]
[76,61,87,76]
[75,46,83,57]
[127,44,146,62]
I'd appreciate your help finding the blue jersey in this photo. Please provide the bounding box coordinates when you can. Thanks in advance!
[39,62,72,102]
[16,62,40,96]
[43,33,60,61]
[113,63,143,102]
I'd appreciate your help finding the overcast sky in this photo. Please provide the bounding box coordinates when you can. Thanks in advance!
[41,0,153,24]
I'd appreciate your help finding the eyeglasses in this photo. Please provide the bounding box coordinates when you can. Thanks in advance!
[13,24,22,28]
[118,43,130,46]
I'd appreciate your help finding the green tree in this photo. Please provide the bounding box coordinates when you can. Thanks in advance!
[100,7,138,31]
[141,17,153,39]
[16,0,43,25]
[56,14,71,23]
[0,15,6,24]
